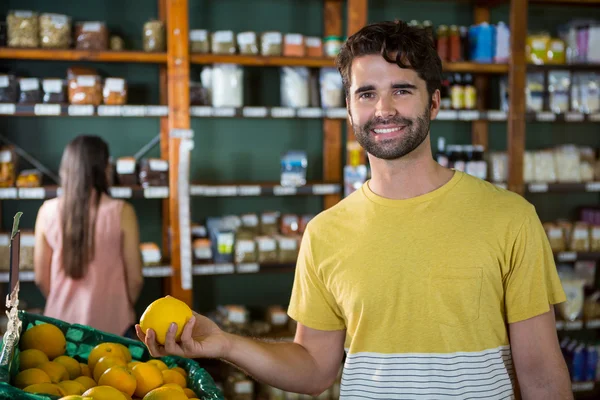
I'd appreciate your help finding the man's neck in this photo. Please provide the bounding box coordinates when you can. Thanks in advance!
[367,141,455,200]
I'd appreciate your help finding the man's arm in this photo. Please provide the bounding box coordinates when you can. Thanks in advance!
[509,308,573,400]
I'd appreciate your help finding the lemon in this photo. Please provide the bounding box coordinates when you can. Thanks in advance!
[140,296,193,345]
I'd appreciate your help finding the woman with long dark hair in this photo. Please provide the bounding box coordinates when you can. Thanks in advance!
[34,135,143,336]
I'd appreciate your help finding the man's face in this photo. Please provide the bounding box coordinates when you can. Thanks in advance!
[347,55,436,160]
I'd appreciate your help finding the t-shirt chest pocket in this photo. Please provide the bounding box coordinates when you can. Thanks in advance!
[429,267,483,327]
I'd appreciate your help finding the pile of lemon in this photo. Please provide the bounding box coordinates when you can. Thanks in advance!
[13,323,196,400]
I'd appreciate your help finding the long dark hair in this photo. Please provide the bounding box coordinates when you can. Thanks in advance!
[59,135,110,279]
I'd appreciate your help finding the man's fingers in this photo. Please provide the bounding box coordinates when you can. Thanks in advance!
[145,329,166,357]
[163,323,183,356]
[180,316,195,342]
[135,325,146,342]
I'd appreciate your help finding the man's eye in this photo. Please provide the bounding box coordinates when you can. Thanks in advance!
[395,90,411,95]
[359,93,374,99]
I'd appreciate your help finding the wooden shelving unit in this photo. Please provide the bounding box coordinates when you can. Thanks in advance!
[0,48,167,63]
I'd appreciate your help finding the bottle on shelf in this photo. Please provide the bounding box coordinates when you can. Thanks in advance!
[463,73,477,110]
[451,73,465,110]
[435,137,449,168]
[449,25,462,62]
[436,25,449,62]
[440,74,452,110]
[448,145,466,172]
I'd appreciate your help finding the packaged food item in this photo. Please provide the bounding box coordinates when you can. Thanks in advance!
[211,64,244,107]
[114,157,137,186]
[548,38,566,64]
[139,158,169,187]
[571,222,591,252]
[533,150,557,183]
[18,78,42,104]
[16,169,42,188]
[556,145,581,183]
[526,33,550,65]
[143,20,165,52]
[436,25,449,61]
[0,75,18,103]
[450,73,464,110]
[449,25,461,62]
[580,147,595,182]
[256,236,278,264]
[549,71,571,114]
[75,21,108,50]
[489,152,507,183]
[189,81,210,106]
[463,73,477,110]
[281,67,310,108]
[261,32,283,56]
[266,305,289,332]
[7,10,39,48]
[237,31,258,55]
[42,79,66,104]
[238,213,259,239]
[305,37,323,57]
[324,36,342,57]
[281,150,308,187]
[283,34,305,57]
[211,30,236,55]
[103,78,128,105]
[39,13,71,49]
[19,232,35,270]
[190,29,210,53]
[260,212,280,236]
[575,261,597,288]
[68,75,103,106]
[556,273,585,322]
[235,239,257,263]
[526,73,545,112]
[225,371,254,400]
[207,216,240,264]
[468,23,495,63]
[578,73,600,114]
[0,233,10,271]
[191,223,207,239]
[0,147,16,188]
[545,223,566,252]
[319,67,343,108]
[140,243,162,266]
[67,66,98,79]
[276,235,298,263]
[591,225,600,252]
[494,22,510,63]
[193,238,212,262]
[280,214,299,235]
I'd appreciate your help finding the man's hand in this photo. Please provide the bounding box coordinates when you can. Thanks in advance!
[135,311,231,359]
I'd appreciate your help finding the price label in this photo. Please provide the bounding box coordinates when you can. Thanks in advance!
[565,112,585,122]
[557,252,577,262]
[565,321,583,331]
[200,186,220,197]
[271,107,295,118]
[0,104,16,115]
[528,183,548,193]
[19,271,35,282]
[110,187,133,198]
[536,112,556,122]
[555,321,565,330]
[68,105,94,116]
[242,107,268,118]
[18,188,46,199]
[237,263,260,273]
[436,110,458,120]
[98,106,122,116]
[589,113,600,122]
[190,106,213,117]
[213,107,236,117]
[572,382,594,392]
[121,106,146,117]
[190,185,207,196]
[238,185,261,196]
[487,111,507,121]
[297,108,323,118]
[145,106,168,117]
[274,186,297,196]
[458,110,480,121]
[312,184,338,195]
[0,188,18,199]
[144,187,169,198]
[194,265,216,275]
[216,186,237,196]
[143,267,172,277]
[34,104,61,116]
[586,182,600,192]
[215,264,235,274]
[325,108,348,119]
[586,319,600,329]
[0,273,8,282]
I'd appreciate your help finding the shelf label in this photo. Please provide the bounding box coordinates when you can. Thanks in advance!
[458,110,480,121]
[98,105,122,116]
[190,106,213,117]
[19,271,35,281]
[312,184,338,195]
[586,182,600,192]
[143,266,172,277]
[271,107,295,118]
[18,188,45,199]
[555,321,565,330]
[487,111,507,121]
[297,108,323,118]
[572,382,594,392]
[0,104,16,115]
[536,112,556,122]
[586,319,600,329]
[528,183,548,193]
[557,252,577,262]
[237,263,260,273]
[144,187,169,198]
[196,186,220,197]
[590,113,600,122]
[110,187,133,198]
[34,104,61,116]
[325,108,348,119]
[274,186,297,196]
[215,264,235,274]
[190,185,207,196]
[213,107,236,117]
[238,185,261,196]
[121,106,146,117]
[565,112,585,122]
[0,188,18,199]
[145,106,168,116]
[194,264,216,275]
[216,186,238,196]
[436,110,459,120]
[242,107,268,118]
[68,105,94,116]
[565,320,583,331]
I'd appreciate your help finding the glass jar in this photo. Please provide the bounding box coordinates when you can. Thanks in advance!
[143,20,165,52]
[237,31,258,55]
[449,25,462,62]
[18,78,42,104]
[68,75,103,106]
[103,78,128,105]
[260,32,282,56]
[324,36,342,57]
[39,13,71,49]
[436,25,449,61]
[211,30,236,54]
[42,79,66,103]
[7,10,39,48]
[75,21,108,50]
[190,29,210,53]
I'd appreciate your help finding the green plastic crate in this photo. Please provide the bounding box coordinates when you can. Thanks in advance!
[0,311,223,399]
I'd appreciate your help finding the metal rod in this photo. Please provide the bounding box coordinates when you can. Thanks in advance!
[134,134,161,161]
[0,134,60,184]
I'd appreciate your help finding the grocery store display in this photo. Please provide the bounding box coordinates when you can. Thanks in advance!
[561,336,600,385]
[433,138,488,180]
[545,219,600,253]
[440,73,478,110]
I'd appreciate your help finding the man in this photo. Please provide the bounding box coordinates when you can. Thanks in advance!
[137,20,573,399]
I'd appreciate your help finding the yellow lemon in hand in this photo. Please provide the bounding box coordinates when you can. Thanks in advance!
[140,296,193,345]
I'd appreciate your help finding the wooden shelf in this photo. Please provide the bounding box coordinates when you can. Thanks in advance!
[554,251,600,262]
[442,62,508,74]
[528,63,600,72]
[193,262,295,276]
[190,182,341,197]
[0,104,168,117]
[0,186,169,200]
[190,54,336,68]
[526,182,600,194]
[0,48,167,63]
[0,266,172,282]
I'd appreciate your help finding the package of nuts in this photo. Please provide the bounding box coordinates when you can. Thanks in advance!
[544,222,566,252]
[103,78,128,105]
[18,78,42,104]
[42,78,66,103]
[68,75,103,106]
[7,10,39,48]
[0,75,18,103]
[260,32,282,56]
[211,30,236,55]
[143,20,165,52]
[75,21,108,50]
[571,222,591,252]
[39,13,71,49]
[237,31,259,55]
[190,29,210,53]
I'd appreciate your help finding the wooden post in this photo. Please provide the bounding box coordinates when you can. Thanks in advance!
[507,0,528,195]
[158,0,170,270]
[471,5,490,150]
[323,0,343,209]
[165,0,192,305]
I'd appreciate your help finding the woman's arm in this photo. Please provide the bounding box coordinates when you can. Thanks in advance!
[34,204,52,297]
[121,202,143,305]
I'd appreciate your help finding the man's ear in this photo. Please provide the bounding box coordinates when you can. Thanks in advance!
[429,89,441,120]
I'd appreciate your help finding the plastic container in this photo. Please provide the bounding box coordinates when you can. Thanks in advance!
[211,30,236,55]
[237,32,258,55]
[42,79,66,104]
[39,13,71,49]
[7,10,39,48]
[190,29,210,54]
[18,78,41,105]
[102,78,128,105]
[0,311,223,400]
[260,32,282,56]
[68,75,103,106]
[143,20,165,52]
[74,21,108,51]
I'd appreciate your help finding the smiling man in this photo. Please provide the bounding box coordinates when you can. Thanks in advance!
[137,21,573,400]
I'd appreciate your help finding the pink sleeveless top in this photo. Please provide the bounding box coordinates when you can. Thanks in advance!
[41,193,135,336]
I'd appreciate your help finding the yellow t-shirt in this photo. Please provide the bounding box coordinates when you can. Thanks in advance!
[288,171,566,399]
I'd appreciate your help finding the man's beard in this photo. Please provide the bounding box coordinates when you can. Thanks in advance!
[352,106,431,160]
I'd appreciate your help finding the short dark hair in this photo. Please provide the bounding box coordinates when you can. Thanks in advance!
[336,20,443,99]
